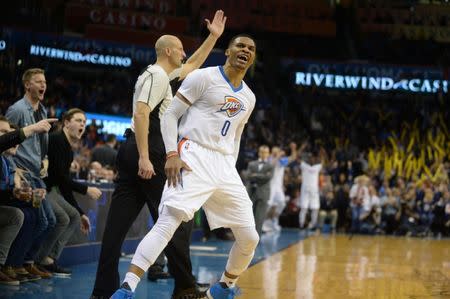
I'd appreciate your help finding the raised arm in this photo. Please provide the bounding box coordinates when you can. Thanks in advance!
[179,10,227,80]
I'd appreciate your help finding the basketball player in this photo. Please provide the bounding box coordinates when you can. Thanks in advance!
[111,34,258,299]
[299,151,323,230]
[262,146,289,233]
[90,10,227,299]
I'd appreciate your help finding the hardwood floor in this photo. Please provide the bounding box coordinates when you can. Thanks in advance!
[238,234,450,299]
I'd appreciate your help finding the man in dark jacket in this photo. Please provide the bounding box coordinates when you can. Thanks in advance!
[246,145,274,235]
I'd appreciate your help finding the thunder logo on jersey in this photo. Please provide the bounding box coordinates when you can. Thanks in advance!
[217,96,246,117]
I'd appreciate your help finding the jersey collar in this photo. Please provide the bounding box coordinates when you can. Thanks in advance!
[219,66,243,92]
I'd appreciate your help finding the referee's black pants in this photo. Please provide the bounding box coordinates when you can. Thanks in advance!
[91,133,196,297]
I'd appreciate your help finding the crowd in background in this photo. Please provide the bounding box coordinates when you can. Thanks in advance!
[43,77,450,239]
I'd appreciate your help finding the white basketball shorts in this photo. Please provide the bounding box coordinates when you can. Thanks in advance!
[268,187,286,214]
[160,139,255,230]
[300,188,320,210]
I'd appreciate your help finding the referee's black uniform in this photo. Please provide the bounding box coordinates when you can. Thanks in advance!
[91,72,196,298]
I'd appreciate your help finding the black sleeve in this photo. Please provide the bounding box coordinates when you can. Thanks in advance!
[48,134,87,215]
[0,129,25,153]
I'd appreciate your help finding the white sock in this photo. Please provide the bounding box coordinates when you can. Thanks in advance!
[123,272,140,292]
[220,272,238,288]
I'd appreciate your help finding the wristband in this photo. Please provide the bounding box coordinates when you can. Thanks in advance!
[19,128,26,141]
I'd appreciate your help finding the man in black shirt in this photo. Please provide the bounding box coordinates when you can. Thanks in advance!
[37,109,101,276]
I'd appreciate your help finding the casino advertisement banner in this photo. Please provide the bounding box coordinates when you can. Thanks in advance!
[286,59,448,94]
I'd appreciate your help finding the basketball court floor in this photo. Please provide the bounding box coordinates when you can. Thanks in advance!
[1,229,449,299]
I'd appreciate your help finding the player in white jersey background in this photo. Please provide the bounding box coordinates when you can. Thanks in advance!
[262,146,289,233]
[111,34,258,299]
[299,150,323,230]
[92,10,227,299]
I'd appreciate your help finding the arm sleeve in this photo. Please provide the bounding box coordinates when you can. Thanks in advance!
[136,71,168,111]
[161,96,190,153]
[0,130,25,153]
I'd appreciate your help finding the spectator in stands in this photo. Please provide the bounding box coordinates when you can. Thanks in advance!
[1,120,43,283]
[246,145,274,235]
[318,190,337,233]
[380,188,400,234]
[0,116,55,285]
[334,172,350,232]
[417,188,435,235]
[393,186,421,236]
[359,185,382,234]
[349,175,370,233]
[6,68,56,279]
[430,188,449,237]
[0,205,23,286]
[91,134,118,169]
[36,108,102,276]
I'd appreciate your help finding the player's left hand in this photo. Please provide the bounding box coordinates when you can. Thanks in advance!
[206,10,227,38]
[80,215,91,235]
[165,154,192,187]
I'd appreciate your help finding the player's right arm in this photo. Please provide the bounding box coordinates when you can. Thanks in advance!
[161,69,206,187]
[161,93,191,187]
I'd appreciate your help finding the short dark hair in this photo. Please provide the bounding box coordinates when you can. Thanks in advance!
[0,115,8,123]
[228,34,256,49]
[106,134,116,143]
[63,108,85,124]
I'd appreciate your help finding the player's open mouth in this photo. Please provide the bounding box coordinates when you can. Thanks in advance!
[39,90,45,95]
[237,54,248,63]
[78,128,83,134]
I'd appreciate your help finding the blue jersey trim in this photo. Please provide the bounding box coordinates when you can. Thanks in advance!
[219,66,243,92]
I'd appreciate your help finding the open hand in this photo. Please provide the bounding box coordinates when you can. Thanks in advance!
[205,10,227,38]
[164,154,191,187]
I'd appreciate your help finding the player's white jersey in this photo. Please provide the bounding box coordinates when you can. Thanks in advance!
[300,161,322,192]
[270,160,286,190]
[177,66,256,155]
[131,64,172,131]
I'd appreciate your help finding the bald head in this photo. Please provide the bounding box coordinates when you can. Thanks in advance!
[155,35,181,57]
